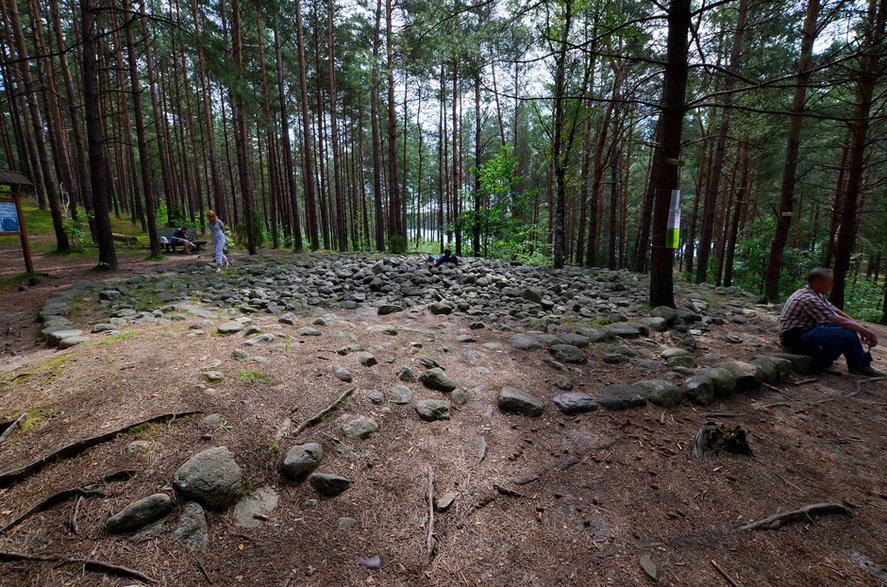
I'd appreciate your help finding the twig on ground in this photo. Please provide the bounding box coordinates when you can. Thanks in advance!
[425,467,435,564]
[0,551,157,584]
[0,469,135,534]
[792,378,818,385]
[738,501,851,531]
[191,554,213,584]
[0,413,27,444]
[844,376,887,399]
[290,388,354,437]
[770,470,805,495]
[0,411,198,488]
[493,483,526,498]
[710,559,740,586]
[699,412,744,418]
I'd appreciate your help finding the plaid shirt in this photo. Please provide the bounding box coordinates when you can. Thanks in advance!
[779,284,838,339]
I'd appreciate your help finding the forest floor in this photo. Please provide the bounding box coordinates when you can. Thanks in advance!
[0,248,886,586]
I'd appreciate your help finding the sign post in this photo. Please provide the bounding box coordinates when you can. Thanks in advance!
[0,175,35,274]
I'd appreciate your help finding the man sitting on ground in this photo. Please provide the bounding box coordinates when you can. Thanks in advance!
[427,248,458,267]
[779,267,882,376]
[171,226,196,254]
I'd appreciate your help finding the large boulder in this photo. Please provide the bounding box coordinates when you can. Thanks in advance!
[684,375,715,406]
[765,353,816,375]
[497,387,545,417]
[105,493,173,534]
[698,367,736,397]
[173,446,242,510]
[510,334,543,350]
[281,443,323,480]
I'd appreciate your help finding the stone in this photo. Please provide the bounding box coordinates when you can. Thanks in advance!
[435,492,458,513]
[337,517,359,529]
[308,472,354,497]
[631,380,683,408]
[173,446,242,510]
[428,302,453,315]
[698,367,736,397]
[126,440,153,454]
[342,416,379,440]
[356,352,378,367]
[332,366,353,382]
[497,387,544,417]
[58,336,89,349]
[598,384,646,411]
[684,375,715,406]
[419,368,458,392]
[388,384,414,404]
[639,555,658,582]
[173,501,209,552]
[398,365,418,382]
[365,390,385,404]
[297,327,322,337]
[552,392,598,415]
[714,360,762,388]
[660,348,690,360]
[378,304,404,315]
[559,333,590,348]
[549,344,587,364]
[450,388,469,404]
[360,555,382,570]
[202,371,225,383]
[577,328,611,343]
[650,306,678,324]
[47,329,82,347]
[232,348,249,361]
[243,333,277,346]
[455,334,476,343]
[91,323,116,333]
[105,493,173,534]
[233,486,278,528]
[521,288,542,303]
[415,399,451,421]
[605,322,649,339]
[217,321,244,334]
[279,313,297,325]
[640,317,668,332]
[677,305,702,323]
[548,375,574,390]
[765,353,816,375]
[750,356,781,384]
[667,354,697,369]
[510,334,543,350]
[281,443,323,480]
[603,353,629,365]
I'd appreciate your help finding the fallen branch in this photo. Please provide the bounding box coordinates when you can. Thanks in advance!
[493,483,526,498]
[699,412,744,418]
[0,551,156,583]
[0,411,199,488]
[710,559,739,586]
[290,388,354,438]
[0,413,27,444]
[425,467,435,564]
[0,470,136,534]
[844,376,887,399]
[738,501,851,531]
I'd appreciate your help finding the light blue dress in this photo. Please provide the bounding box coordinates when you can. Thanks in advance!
[209,219,228,265]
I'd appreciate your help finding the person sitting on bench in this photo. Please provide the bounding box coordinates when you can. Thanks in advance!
[427,248,458,267]
[171,226,196,254]
[779,267,882,376]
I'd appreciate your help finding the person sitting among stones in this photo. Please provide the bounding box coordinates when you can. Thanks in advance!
[779,267,882,376]
[171,226,196,254]
[427,248,458,267]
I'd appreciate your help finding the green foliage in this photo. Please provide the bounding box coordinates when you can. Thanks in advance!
[388,234,407,254]
[730,219,811,300]
[63,217,89,250]
[236,369,270,383]
[845,279,885,324]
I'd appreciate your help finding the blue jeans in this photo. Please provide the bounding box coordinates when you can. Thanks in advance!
[789,323,865,369]
[214,240,228,266]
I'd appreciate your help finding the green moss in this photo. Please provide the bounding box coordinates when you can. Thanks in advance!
[19,403,46,432]
[236,369,269,383]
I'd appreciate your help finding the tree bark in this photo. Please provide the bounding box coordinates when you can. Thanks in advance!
[386,0,403,249]
[648,0,692,308]
[230,0,257,254]
[763,0,821,301]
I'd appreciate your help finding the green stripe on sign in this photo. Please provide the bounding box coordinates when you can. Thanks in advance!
[666,228,679,248]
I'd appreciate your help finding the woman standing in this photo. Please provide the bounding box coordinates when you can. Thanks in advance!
[207,210,230,272]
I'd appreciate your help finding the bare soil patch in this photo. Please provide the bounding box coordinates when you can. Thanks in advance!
[0,252,886,586]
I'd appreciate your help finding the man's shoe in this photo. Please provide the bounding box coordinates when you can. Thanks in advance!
[815,364,844,377]
[848,366,886,377]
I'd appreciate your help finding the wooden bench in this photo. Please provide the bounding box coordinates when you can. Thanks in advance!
[157,227,207,253]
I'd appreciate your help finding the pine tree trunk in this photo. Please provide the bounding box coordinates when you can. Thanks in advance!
[230,0,257,254]
[649,0,691,308]
[386,0,402,249]
[326,0,347,251]
[763,0,820,300]
[81,0,116,268]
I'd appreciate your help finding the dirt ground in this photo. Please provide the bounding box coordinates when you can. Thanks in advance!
[0,248,886,586]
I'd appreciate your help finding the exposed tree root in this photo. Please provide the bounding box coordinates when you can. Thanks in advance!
[0,551,157,584]
[290,387,354,437]
[0,410,199,488]
[738,501,851,531]
[0,469,135,534]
